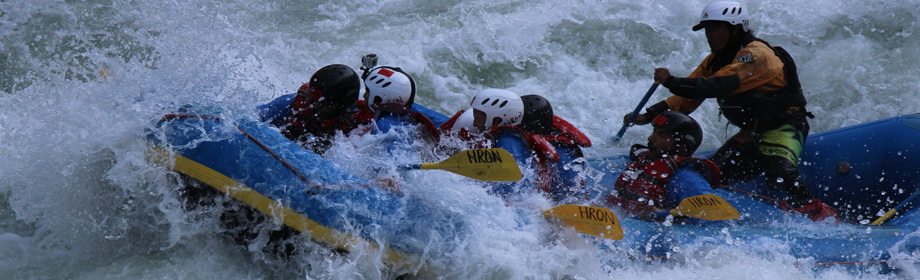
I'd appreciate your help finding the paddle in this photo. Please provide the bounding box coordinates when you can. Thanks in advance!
[402,148,522,182]
[543,204,624,240]
[870,188,920,225]
[654,194,741,221]
[612,81,660,142]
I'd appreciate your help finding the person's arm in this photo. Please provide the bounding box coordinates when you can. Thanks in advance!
[550,116,592,147]
[667,168,716,204]
[632,57,715,124]
[662,43,785,100]
[439,110,466,135]
[660,168,730,225]
[662,75,739,99]
[631,96,701,124]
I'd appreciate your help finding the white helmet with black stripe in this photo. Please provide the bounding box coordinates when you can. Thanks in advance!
[364,66,416,111]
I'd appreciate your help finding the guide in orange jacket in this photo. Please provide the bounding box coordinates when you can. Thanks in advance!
[623,1,837,222]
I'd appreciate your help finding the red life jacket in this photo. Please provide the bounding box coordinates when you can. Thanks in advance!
[527,134,559,162]
[539,116,592,148]
[441,112,591,194]
[606,147,720,216]
[445,114,591,162]
[413,112,441,142]
[526,133,557,194]
[281,83,373,150]
[440,113,555,192]
[524,116,592,194]
[526,115,592,163]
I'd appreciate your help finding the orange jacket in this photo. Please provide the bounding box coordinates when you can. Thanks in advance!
[664,41,786,114]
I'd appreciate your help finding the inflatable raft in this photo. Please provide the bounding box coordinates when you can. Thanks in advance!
[587,113,920,269]
[146,99,920,272]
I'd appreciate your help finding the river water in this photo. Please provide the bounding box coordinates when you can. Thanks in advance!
[1,0,919,279]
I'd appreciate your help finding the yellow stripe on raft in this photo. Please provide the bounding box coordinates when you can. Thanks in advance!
[147,146,414,267]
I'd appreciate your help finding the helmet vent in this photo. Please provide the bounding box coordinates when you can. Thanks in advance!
[738,7,742,14]
[375,79,383,84]
[481,98,490,105]
[491,99,500,106]
[381,82,391,88]
[368,75,378,82]
[722,8,728,15]
[731,7,736,14]
[499,100,508,108]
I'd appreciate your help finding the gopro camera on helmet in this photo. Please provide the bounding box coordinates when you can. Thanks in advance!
[361,54,378,70]
[360,54,378,79]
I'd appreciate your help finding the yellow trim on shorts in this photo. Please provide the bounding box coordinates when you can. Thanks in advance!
[758,124,804,167]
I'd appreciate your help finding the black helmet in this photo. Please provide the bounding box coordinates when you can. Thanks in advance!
[651,111,703,156]
[520,94,554,133]
[307,64,361,107]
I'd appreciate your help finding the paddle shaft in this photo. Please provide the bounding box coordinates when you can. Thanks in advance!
[870,188,920,225]
[613,82,660,142]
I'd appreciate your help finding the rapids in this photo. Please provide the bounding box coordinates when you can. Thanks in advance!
[1,0,919,279]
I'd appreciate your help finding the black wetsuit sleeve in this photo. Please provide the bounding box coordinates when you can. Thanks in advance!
[643,100,671,119]
[662,75,741,100]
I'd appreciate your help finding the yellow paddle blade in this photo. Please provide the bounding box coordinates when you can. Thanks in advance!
[420,148,522,182]
[543,204,624,240]
[669,194,741,221]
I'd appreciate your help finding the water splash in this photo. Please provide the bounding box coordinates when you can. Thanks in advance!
[2,0,920,278]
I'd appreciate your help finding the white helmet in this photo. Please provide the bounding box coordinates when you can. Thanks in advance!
[469,88,524,129]
[692,1,750,32]
[364,66,416,111]
[452,109,476,133]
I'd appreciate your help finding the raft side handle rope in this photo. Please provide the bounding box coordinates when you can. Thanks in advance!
[159,114,315,188]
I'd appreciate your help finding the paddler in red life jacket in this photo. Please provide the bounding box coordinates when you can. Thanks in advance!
[518,95,593,203]
[622,1,838,222]
[607,111,722,221]
[440,88,526,146]
[360,66,440,143]
[440,89,541,199]
[281,64,374,155]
